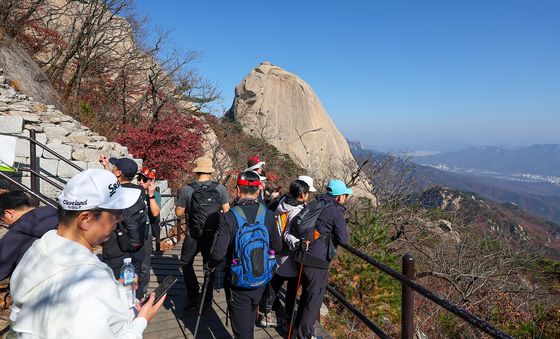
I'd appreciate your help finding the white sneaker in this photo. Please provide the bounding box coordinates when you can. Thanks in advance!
[257,312,278,327]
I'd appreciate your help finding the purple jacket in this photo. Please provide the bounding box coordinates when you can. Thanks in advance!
[306,194,349,262]
[0,206,58,281]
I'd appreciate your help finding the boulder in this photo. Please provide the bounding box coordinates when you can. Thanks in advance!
[227,62,374,200]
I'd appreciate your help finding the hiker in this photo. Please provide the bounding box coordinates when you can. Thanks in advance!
[175,156,230,311]
[137,167,161,251]
[9,169,165,338]
[99,154,151,298]
[0,191,58,281]
[136,166,162,304]
[257,176,317,330]
[291,179,351,339]
[245,155,280,205]
[208,170,282,339]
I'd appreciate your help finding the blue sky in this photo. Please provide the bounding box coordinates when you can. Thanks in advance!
[135,0,560,152]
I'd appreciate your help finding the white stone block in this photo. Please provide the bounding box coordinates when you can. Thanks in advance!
[87,161,104,170]
[0,116,23,133]
[72,148,102,162]
[10,111,40,123]
[58,160,86,178]
[43,143,72,160]
[40,181,62,199]
[15,138,43,158]
[155,180,168,192]
[39,158,59,176]
[160,199,175,223]
[43,125,70,138]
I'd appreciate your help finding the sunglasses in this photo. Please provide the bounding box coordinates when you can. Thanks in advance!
[137,175,152,183]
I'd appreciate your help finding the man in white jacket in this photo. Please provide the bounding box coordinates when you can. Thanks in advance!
[9,169,165,338]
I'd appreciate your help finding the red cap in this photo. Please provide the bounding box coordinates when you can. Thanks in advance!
[138,166,156,179]
[247,156,261,167]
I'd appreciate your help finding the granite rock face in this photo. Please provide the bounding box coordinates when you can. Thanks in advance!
[227,62,374,199]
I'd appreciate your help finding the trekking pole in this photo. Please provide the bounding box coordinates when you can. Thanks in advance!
[193,269,211,339]
[225,303,230,326]
[288,259,305,339]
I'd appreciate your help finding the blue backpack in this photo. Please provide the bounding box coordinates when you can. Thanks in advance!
[230,204,276,289]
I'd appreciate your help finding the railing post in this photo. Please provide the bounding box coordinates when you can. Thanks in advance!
[402,254,415,339]
[29,129,40,205]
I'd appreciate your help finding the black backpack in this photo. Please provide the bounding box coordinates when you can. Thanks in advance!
[290,199,337,266]
[290,199,332,240]
[116,184,148,251]
[188,182,222,238]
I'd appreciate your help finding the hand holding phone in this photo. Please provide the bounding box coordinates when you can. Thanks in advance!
[141,275,177,306]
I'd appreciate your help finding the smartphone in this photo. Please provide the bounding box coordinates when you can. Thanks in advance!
[141,275,177,306]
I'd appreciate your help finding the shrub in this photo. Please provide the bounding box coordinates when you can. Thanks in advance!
[117,111,206,185]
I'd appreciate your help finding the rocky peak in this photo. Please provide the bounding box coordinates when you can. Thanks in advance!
[227,62,374,199]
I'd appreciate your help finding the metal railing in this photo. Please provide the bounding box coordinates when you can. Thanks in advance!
[0,130,83,203]
[326,243,513,338]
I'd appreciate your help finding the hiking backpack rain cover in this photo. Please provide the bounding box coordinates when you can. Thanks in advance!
[188,182,222,238]
[230,204,276,289]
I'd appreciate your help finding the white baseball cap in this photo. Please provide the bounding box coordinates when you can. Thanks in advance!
[297,175,317,192]
[58,169,140,211]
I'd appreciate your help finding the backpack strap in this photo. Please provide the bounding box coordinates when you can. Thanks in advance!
[231,206,248,227]
[311,199,335,242]
[255,203,266,225]
[188,182,201,191]
[231,204,266,227]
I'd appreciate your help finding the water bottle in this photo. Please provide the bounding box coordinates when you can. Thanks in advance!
[120,258,135,308]
[268,250,276,262]
[268,250,277,270]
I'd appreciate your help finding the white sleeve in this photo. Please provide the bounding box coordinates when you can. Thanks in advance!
[283,231,300,250]
[67,271,147,339]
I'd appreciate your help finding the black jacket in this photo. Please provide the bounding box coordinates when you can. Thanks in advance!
[0,206,58,281]
[306,194,349,261]
[210,199,282,268]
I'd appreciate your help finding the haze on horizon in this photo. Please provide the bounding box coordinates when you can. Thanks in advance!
[136,0,560,152]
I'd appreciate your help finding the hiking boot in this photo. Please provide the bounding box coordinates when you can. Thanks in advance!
[257,311,277,327]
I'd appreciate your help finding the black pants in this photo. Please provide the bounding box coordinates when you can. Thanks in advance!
[229,285,266,339]
[259,274,298,319]
[141,238,152,296]
[150,217,161,252]
[104,246,147,299]
[294,266,328,339]
[179,234,215,303]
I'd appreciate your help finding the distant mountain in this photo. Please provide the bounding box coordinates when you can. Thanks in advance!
[413,144,560,177]
[413,186,560,257]
[348,140,560,224]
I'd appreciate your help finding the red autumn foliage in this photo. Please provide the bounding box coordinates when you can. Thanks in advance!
[117,110,207,183]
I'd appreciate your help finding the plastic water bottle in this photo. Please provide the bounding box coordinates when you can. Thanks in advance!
[120,258,135,308]
[268,250,276,268]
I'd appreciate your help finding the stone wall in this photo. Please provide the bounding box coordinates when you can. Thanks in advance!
[0,81,176,232]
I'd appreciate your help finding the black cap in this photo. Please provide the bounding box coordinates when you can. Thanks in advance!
[109,157,138,179]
